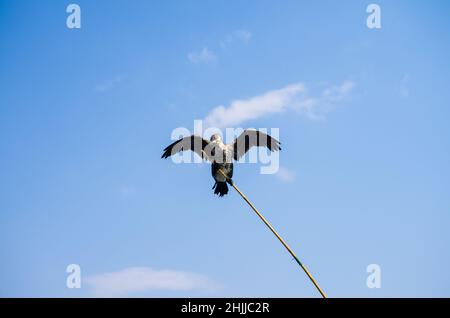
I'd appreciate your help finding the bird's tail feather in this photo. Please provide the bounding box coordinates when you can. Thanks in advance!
[212,182,228,197]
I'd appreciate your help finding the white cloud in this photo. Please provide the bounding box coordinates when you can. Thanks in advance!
[95,75,122,92]
[235,30,252,43]
[192,30,251,62]
[118,186,136,197]
[86,267,220,297]
[204,83,305,128]
[399,74,410,97]
[204,81,354,128]
[275,167,296,183]
[219,36,232,49]
[322,81,354,102]
[188,48,216,64]
[220,30,252,48]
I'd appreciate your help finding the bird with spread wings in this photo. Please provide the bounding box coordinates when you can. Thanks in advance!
[161,130,281,196]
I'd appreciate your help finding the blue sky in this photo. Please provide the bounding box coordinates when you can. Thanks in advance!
[1,0,450,297]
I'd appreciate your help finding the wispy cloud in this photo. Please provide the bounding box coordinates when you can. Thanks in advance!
[190,30,252,64]
[95,75,123,92]
[235,30,252,43]
[220,30,252,48]
[399,74,410,97]
[86,267,220,297]
[188,48,216,64]
[118,186,137,197]
[275,167,296,183]
[204,81,354,128]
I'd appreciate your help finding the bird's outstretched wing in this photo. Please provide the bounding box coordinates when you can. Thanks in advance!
[232,130,281,160]
[161,135,212,161]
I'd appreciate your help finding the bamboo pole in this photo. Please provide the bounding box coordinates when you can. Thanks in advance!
[219,170,327,298]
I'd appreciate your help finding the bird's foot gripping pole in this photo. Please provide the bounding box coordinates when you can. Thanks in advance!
[218,170,327,298]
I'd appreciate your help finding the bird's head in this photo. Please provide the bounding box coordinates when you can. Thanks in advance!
[210,134,222,142]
